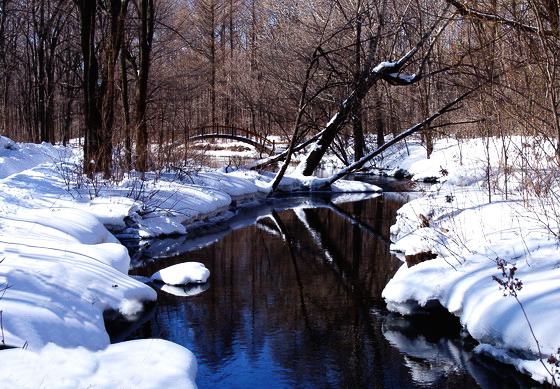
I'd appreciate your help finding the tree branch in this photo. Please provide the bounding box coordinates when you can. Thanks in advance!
[326,87,478,185]
[445,0,550,35]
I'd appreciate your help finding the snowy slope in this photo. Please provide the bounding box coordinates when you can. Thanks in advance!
[377,136,560,384]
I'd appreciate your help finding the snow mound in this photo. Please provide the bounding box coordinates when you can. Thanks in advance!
[151,262,210,285]
[0,339,198,389]
[0,136,72,180]
[379,136,560,384]
[0,208,156,351]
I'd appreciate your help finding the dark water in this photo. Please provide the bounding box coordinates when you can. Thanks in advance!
[127,183,541,389]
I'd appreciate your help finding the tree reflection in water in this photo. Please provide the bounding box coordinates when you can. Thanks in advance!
[129,193,540,389]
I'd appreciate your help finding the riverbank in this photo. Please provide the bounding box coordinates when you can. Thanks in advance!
[0,136,379,387]
[370,136,560,385]
[1,134,559,386]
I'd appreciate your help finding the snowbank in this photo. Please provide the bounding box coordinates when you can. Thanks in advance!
[0,208,156,350]
[377,136,560,384]
[1,339,198,389]
[0,206,199,387]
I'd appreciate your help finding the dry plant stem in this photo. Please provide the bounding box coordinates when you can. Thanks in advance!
[494,259,558,386]
[0,279,9,347]
[514,295,557,385]
[0,310,4,347]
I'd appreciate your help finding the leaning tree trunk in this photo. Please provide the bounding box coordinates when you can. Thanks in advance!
[295,12,447,176]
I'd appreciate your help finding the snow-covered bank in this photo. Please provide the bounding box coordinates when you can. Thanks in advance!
[0,208,155,350]
[1,339,198,389]
[0,206,198,387]
[375,136,560,384]
[0,136,381,387]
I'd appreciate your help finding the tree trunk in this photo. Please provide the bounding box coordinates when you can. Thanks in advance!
[373,86,384,147]
[77,0,102,177]
[352,6,364,161]
[209,0,217,129]
[135,0,154,173]
[121,47,132,169]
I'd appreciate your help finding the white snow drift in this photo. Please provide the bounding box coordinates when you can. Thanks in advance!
[374,136,560,385]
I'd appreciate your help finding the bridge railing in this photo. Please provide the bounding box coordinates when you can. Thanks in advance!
[187,125,278,151]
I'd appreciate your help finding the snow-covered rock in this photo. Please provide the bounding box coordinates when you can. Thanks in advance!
[151,262,210,285]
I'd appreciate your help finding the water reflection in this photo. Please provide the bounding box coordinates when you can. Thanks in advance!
[381,311,541,389]
[128,192,541,388]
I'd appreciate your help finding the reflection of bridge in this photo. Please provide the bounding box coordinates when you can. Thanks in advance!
[185,126,282,154]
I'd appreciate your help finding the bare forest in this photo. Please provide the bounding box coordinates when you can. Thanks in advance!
[1,0,559,181]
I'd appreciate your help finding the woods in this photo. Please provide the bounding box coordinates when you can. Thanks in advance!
[1,1,560,184]
[4,2,560,387]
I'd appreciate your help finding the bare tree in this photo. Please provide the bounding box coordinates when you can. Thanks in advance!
[295,4,451,176]
[133,0,154,173]
[446,0,560,154]
[74,0,128,177]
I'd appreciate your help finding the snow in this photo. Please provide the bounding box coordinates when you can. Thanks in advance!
[375,135,560,384]
[1,339,198,389]
[0,207,157,351]
[0,135,378,387]
[151,262,210,285]
[245,169,382,193]
[156,283,210,297]
[372,61,397,73]
[2,132,559,385]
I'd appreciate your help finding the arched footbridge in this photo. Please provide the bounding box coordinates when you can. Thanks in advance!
[185,126,284,154]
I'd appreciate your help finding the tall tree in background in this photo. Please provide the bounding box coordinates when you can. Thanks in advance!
[75,0,102,177]
[134,0,154,173]
[29,0,67,143]
[0,0,15,137]
[75,0,128,177]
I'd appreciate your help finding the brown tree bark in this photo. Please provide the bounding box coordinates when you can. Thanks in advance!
[134,0,154,173]
[76,0,102,177]
[352,3,365,161]
[121,47,132,169]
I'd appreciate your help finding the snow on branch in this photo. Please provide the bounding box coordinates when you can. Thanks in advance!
[367,11,451,87]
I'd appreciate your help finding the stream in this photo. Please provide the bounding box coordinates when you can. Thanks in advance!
[125,177,541,388]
